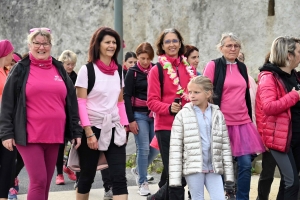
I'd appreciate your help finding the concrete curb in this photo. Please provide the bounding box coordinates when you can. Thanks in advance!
[17,175,281,200]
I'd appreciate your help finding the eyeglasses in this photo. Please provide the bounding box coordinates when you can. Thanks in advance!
[32,41,51,48]
[29,27,51,33]
[164,39,179,45]
[224,44,240,49]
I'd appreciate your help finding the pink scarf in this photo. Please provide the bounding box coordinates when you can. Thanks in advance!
[95,59,118,75]
[29,52,52,69]
[137,61,152,74]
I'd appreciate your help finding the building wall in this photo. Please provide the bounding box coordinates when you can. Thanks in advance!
[1,0,299,76]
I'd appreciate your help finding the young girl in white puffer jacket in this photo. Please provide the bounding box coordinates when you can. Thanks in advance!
[169,76,234,199]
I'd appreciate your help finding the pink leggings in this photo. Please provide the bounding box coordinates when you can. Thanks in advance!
[16,143,59,200]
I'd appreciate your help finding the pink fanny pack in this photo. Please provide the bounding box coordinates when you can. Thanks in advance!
[131,97,147,107]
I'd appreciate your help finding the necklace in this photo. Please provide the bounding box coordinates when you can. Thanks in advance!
[158,55,195,100]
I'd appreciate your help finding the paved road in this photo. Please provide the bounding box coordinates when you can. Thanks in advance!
[17,133,161,195]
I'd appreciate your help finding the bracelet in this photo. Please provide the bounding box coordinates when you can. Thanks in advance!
[86,133,95,138]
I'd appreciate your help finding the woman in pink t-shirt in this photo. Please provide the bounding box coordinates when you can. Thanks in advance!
[75,27,128,200]
[0,29,82,200]
[203,32,265,199]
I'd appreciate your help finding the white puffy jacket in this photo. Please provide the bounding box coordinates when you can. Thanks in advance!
[169,103,234,186]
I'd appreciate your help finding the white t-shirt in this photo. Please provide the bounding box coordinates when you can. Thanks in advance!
[75,63,124,129]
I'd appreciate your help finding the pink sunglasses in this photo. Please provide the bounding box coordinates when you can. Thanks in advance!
[29,27,51,33]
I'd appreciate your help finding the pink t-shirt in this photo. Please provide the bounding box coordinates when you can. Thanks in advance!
[26,64,67,143]
[0,68,7,101]
[203,61,251,125]
[75,63,124,129]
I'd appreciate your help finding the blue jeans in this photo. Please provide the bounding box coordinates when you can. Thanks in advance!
[133,112,159,185]
[236,154,252,200]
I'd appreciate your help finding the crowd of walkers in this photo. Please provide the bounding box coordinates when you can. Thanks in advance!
[0,26,300,200]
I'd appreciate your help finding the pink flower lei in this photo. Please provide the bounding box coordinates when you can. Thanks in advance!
[158,55,196,100]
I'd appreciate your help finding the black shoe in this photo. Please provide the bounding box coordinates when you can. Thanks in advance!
[224,181,236,200]
[225,192,236,200]
[147,194,155,200]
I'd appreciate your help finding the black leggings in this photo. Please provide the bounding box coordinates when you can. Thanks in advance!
[101,168,113,192]
[0,143,16,198]
[15,150,24,177]
[257,151,277,200]
[270,139,300,200]
[77,127,128,195]
[56,143,65,175]
[155,130,186,200]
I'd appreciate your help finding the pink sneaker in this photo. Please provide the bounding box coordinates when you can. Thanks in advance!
[63,166,76,181]
[56,174,65,185]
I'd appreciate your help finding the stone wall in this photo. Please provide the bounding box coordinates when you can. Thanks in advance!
[1,0,300,76]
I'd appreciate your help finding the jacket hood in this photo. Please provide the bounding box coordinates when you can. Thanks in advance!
[183,102,220,112]
[129,62,155,73]
[259,63,292,77]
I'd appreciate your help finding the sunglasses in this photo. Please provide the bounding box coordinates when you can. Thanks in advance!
[164,39,179,45]
[29,27,51,33]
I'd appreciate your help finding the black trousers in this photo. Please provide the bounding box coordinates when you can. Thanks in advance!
[77,127,128,195]
[154,130,186,200]
[0,143,16,197]
[101,168,113,192]
[56,143,65,175]
[15,150,24,177]
[257,151,277,200]
[270,138,300,200]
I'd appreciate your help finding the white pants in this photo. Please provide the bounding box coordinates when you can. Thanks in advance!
[185,172,225,200]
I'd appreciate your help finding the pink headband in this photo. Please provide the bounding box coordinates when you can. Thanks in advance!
[0,40,14,58]
[29,27,51,33]
[12,53,21,62]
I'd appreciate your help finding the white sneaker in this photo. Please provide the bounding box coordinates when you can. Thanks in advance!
[131,168,139,186]
[103,187,113,200]
[138,182,151,196]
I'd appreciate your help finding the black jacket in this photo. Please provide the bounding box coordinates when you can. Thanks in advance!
[0,56,82,145]
[124,65,149,123]
[69,71,77,85]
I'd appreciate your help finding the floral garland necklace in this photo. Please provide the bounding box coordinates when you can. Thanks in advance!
[158,55,195,100]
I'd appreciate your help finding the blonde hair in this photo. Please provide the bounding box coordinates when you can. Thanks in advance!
[216,32,242,51]
[27,29,52,44]
[58,50,77,64]
[189,76,214,103]
[269,36,300,67]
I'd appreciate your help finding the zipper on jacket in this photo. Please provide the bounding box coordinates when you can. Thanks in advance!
[210,110,217,173]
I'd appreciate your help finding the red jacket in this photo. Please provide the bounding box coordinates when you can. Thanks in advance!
[256,71,299,152]
[147,60,196,131]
